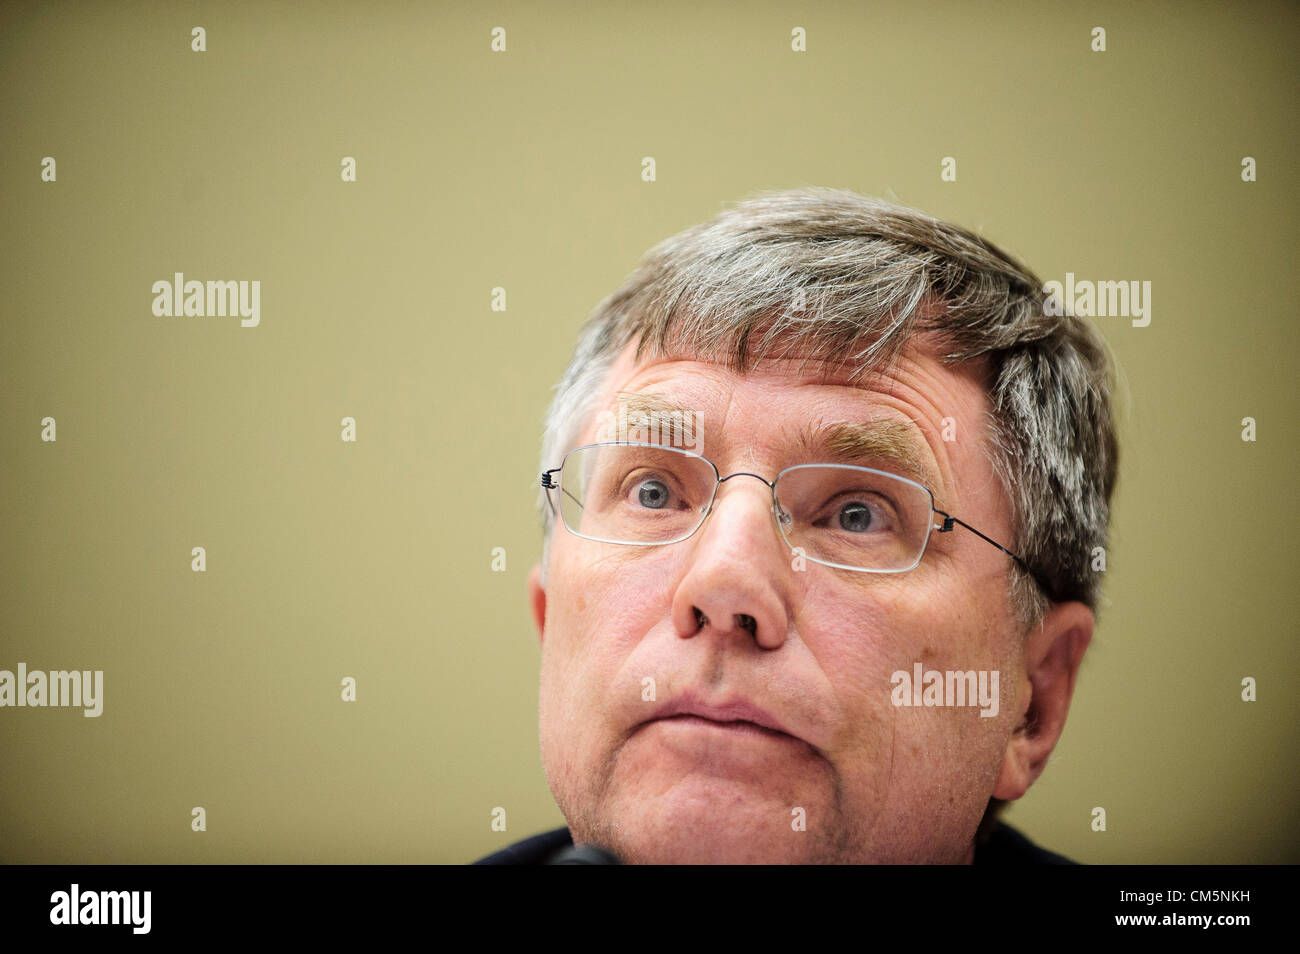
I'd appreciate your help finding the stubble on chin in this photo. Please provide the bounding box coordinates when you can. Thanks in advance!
[552,738,863,864]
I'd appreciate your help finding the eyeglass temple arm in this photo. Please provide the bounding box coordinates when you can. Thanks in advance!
[934,508,1037,577]
[936,510,1059,601]
[541,469,585,515]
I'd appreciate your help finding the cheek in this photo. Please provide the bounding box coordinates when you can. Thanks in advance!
[789,573,912,777]
[551,546,669,654]
[539,546,671,742]
[832,575,1015,800]
[800,572,919,701]
[799,569,1007,773]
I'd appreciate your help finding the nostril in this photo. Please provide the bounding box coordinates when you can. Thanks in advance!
[735,613,757,635]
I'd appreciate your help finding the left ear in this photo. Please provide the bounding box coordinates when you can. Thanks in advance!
[992,600,1094,801]
[528,561,547,648]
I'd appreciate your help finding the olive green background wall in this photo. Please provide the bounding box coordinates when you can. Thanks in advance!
[1,0,1296,863]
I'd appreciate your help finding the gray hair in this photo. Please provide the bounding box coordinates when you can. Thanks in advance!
[536,187,1119,631]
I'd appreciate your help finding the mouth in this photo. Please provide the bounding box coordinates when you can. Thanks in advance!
[627,693,826,772]
[637,694,801,742]
[651,714,795,740]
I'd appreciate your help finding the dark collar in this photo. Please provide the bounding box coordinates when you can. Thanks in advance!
[472,821,1077,864]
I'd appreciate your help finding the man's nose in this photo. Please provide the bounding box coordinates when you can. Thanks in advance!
[668,474,791,650]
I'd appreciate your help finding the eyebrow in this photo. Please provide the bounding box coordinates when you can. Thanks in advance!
[608,390,948,504]
[607,390,704,449]
[614,390,689,418]
[794,419,948,505]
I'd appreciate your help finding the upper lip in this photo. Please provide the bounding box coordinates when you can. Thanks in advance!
[643,692,794,737]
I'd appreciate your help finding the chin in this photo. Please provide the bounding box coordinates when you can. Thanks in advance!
[614,825,816,865]
[589,782,829,864]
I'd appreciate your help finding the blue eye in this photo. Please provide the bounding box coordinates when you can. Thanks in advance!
[636,479,671,509]
[838,501,875,532]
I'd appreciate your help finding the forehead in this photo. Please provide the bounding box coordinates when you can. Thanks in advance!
[599,328,987,393]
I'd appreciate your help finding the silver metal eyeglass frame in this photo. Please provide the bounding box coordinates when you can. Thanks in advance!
[541,441,1052,597]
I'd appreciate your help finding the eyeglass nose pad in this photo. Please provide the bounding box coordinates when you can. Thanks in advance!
[773,502,792,527]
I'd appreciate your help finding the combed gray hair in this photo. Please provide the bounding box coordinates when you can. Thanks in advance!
[536,187,1119,631]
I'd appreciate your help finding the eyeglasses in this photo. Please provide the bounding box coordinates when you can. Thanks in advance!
[541,441,1044,588]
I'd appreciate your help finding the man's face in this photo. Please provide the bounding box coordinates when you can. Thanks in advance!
[532,335,1034,863]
